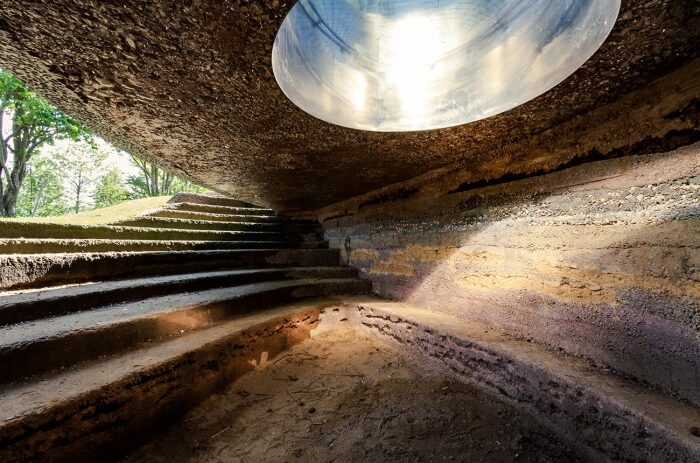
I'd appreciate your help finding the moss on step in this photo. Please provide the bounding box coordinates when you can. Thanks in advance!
[0,196,171,226]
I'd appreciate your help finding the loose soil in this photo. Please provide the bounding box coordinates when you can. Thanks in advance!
[123,326,582,463]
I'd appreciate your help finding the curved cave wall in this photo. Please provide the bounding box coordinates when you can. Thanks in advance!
[319,61,700,406]
[0,0,697,411]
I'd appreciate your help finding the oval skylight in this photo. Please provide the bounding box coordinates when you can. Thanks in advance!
[272,0,620,132]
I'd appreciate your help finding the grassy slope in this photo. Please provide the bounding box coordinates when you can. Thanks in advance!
[0,196,171,226]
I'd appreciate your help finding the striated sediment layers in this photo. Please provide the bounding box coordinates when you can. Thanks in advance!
[321,142,700,406]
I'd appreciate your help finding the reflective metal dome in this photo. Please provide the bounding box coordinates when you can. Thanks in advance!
[272,0,620,132]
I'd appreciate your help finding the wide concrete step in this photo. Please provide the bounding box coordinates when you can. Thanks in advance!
[0,280,370,384]
[0,238,328,254]
[343,300,700,463]
[0,301,334,462]
[0,267,358,326]
[147,209,293,223]
[0,221,320,242]
[0,248,341,290]
[166,202,277,216]
[113,216,320,233]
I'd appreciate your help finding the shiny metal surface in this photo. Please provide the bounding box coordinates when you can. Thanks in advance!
[272,0,620,132]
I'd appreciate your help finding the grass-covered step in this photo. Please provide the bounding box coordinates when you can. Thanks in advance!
[0,280,370,384]
[0,238,328,254]
[113,216,321,233]
[0,221,319,242]
[0,301,334,461]
[0,196,171,227]
[168,192,262,209]
[165,202,277,216]
[146,208,292,223]
[0,248,342,290]
[0,267,359,326]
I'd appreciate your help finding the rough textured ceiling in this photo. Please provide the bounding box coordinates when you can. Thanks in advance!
[0,0,698,212]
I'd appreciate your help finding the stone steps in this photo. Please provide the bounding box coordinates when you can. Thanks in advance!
[165,201,277,216]
[146,209,290,223]
[0,248,343,290]
[0,279,369,384]
[3,296,697,462]
[0,221,320,242]
[0,194,371,461]
[340,300,700,463]
[0,238,328,254]
[0,301,332,462]
[0,267,358,326]
[167,192,263,209]
[113,216,320,233]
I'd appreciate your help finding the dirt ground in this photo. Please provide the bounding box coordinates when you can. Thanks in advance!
[123,326,582,463]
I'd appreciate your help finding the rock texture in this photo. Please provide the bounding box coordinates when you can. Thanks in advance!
[0,3,698,458]
[0,1,698,211]
[342,301,700,463]
[322,143,700,406]
[123,321,586,463]
[0,194,371,461]
[0,305,324,462]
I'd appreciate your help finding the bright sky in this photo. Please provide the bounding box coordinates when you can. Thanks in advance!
[42,137,140,177]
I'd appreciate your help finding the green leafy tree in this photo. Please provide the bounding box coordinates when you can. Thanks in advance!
[54,142,107,213]
[15,154,67,217]
[128,155,207,197]
[129,156,175,197]
[171,176,208,195]
[0,70,90,217]
[94,168,129,208]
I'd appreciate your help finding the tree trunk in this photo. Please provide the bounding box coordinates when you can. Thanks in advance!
[151,164,159,196]
[0,169,6,217]
[31,178,46,216]
[74,171,82,214]
[162,171,174,195]
[1,187,17,217]
[0,132,28,218]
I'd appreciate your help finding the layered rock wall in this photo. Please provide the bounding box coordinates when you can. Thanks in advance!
[321,138,700,406]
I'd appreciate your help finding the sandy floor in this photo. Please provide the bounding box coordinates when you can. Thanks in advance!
[123,327,581,463]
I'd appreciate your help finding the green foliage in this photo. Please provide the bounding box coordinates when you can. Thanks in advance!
[126,174,207,198]
[127,156,208,198]
[53,141,107,213]
[171,176,208,194]
[0,69,207,217]
[1,69,92,216]
[125,174,149,198]
[0,71,88,144]
[94,168,129,208]
[15,154,67,217]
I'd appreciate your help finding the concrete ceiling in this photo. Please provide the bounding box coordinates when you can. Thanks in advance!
[0,0,698,212]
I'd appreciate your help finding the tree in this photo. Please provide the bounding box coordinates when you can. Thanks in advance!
[170,175,207,195]
[0,70,90,217]
[94,168,129,208]
[54,142,107,213]
[15,153,67,217]
[129,156,174,197]
[128,155,207,197]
